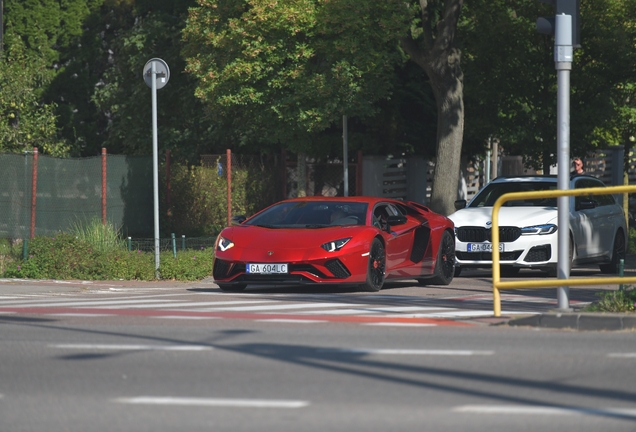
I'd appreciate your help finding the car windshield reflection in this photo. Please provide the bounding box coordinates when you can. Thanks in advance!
[469,182,558,208]
[244,202,368,228]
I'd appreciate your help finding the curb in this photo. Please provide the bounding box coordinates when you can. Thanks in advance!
[508,313,636,331]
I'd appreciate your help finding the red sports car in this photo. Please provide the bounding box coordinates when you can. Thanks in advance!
[213,196,455,292]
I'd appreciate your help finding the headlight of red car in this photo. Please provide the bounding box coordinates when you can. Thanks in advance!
[216,236,235,252]
[321,238,351,252]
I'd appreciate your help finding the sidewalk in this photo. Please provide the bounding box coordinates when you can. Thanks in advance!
[501,253,636,331]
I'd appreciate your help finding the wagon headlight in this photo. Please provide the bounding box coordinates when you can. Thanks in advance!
[216,236,235,251]
[521,224,558,235]
[321,237,351,252]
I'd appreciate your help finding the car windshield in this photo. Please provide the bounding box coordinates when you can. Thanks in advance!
[244,202,368,228]
[469,181,558,208]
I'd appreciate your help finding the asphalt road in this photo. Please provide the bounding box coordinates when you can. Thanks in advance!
[1,272,635,432]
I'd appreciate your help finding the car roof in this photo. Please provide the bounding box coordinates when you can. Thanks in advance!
[490,174,604,184]
[282,196,398,205]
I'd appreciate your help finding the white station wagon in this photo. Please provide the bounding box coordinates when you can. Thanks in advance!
[449,175,627,276]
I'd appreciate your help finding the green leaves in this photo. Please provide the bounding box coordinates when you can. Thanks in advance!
[183,0,411,150]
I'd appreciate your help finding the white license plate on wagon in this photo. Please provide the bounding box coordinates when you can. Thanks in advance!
[467,243,504,252]
[246,263,288,274]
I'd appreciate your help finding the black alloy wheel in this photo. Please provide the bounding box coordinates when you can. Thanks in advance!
[423,231,455,286]
[360,238,386,292]
[600,231,626,274]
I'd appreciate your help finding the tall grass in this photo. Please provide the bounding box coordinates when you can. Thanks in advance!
[68,217,125,253]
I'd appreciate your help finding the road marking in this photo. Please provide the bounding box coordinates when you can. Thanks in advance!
[114,396,309,408]
[0,311,16,314]
[319,348,493,356]
[301,306,454,315]
[362,322,437,327]
[453,405,636,417]
[0,299,170,308]
[152,316,221,320]
[50,344,213,351]
[47,313,115,317]
[607,353,636,358]
[255,319,326,324]
[200,302,351,312]
[105,300,279,309]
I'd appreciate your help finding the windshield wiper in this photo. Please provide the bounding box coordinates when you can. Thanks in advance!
[305,224,329,228]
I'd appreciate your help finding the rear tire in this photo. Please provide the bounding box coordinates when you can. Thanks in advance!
[217,283,247,292]
[600,231,626,274]
[359,238,385,292]
[425,231,455,286]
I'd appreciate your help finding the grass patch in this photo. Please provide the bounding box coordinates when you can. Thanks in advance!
[584,286,636,313]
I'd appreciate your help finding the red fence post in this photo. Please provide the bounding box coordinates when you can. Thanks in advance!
[166,149,171,219]
[30,147,38,239]
[227,149,232,226]
[102,148,107,225]
[356,150,363,196]
[282,149,287,199]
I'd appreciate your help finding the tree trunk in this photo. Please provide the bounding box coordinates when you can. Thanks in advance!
[400,0,465,216]
[428,70,464,215]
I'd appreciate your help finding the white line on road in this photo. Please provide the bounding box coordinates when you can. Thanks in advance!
[103,300,280,309]
[300,306,454,315]
[114,396,309,408]
[255,319,326,324]
[318,348,493,356]
[607,353,636,358]
[362,323,437,327]
[151,316,221,320]
[199,302,351,312]
[47,313,115,317]
[453,405,636,417]
[49,344,213,351]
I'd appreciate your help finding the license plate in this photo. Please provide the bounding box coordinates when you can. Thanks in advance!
[246,263,288,274]
[467,243,505,252]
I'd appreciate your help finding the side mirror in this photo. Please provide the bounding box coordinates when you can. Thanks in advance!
[231,215,247,226]
[454,200,467,210]
[386,215,407,227]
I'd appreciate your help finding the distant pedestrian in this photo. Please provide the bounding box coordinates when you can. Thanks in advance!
[572,157,585,175]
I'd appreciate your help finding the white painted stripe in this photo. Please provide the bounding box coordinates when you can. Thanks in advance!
[608,353,636,358]
[362,323,437,327]
[320,348,493,355]
[50,344,213,351]
[0,293,188,305]
[453,405,636,417]
[107,300,278,309]
[114,396,309,408]
[1,299,169,308]
[0,311,16,315]
[0,296,20,300]
[255,319,325,324]
[301,306,453,315]
[200,302,349,312]
[47,313,115,317]
[151,316,221,320]
[401,310,539,318]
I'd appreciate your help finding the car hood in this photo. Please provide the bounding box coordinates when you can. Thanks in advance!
[221,225,367,249]
[448,206,558,228]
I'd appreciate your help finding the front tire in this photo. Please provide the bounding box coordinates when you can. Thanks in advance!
[425,231,455,286]
[600,231,626,274]
[359,238,386,292]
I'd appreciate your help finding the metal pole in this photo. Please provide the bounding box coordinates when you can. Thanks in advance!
[30,148,38,239]
[343,115,349,196]
[151,61,160,278]
[555,14,573,310]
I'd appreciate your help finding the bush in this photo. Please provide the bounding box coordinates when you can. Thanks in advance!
[1,235,214,281]
[584,287,636,313]
[162,157,280,237]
